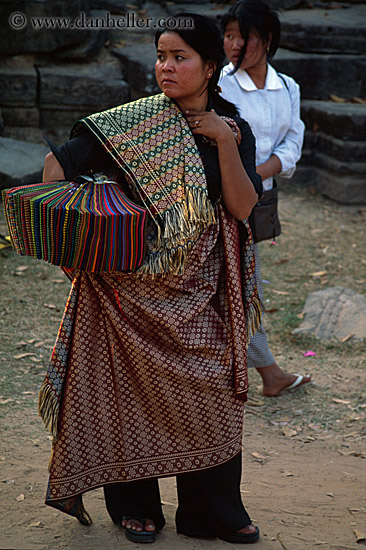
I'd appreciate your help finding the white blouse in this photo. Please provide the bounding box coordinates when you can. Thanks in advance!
[219,63,305,190]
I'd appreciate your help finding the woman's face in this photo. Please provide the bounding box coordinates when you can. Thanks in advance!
[155,32,212,105]
[223,20,267,71]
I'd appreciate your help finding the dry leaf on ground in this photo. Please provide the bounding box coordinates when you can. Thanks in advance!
[251,452,269,461]
[282,426,297,437]
[29,521,42,527]
[354,529,366,543]
[277,532,289,550]
[330,94,347,103]
[0,398,14,405]
[340,334,354,342]
[310,270,327,277]
[13,353,36,360]
[15,341,28,348]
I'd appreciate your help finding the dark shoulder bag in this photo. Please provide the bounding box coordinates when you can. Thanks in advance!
[248,180,281,243]
[249,73,290,244]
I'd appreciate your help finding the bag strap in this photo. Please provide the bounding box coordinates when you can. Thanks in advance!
[278,73,289,93]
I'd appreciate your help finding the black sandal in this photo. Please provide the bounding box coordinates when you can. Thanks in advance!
[218,525,260,544]
[123,516,157,544]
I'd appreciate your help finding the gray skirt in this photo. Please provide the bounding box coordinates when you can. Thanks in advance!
[247,244,275,368]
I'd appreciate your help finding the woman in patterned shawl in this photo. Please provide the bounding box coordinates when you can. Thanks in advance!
[41,13,263,545]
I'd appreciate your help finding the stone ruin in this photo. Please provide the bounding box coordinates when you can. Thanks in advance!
[0,0,365,205]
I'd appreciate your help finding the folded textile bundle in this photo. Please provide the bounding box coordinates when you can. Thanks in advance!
[2,175,147,272]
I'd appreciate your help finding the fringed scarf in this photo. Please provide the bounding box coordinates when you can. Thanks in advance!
[73,93,217,276]
[39,94,262,446]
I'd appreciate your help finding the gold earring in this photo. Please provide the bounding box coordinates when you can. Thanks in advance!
[266,46,269,53]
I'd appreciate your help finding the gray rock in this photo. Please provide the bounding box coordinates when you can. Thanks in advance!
[280,5,366,54]
[266,0,304,8]
[272,49,366,101]
[304,132,366,163]
[107,2,170,36]
[294,163,365,204]
[165,2,229,23]
[298,101,366,204]
[0,137,48,191]
[301,100,366,141]
[38,55,130,127]
[0,60,40,126]
[88,0,131,12]
[0,0,93,55]
[293,287,366,341]
[112,41,160,98]
[0,111,4,136]
[0,67,38,108]
[53,29,109,61]
[165,0,212,4]
[1,107,40,128]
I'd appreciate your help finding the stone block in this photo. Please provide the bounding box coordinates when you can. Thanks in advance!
[38,55,130,127]
[272,49,366,101]
[301,100,366,141]
[0,0,93,55]
[298,101,366,204]
[39,108,99,129]
[53,29,109,61]
[88,0,131,12]
[294,154,366,204]
[293,287,366,340]
[266,0,303,8]
[0,111,4,136]
[0,137,48,191]
[313,169,365,205]
[304,132,365,163]
[0,67,38,108]
[308,152,365,177]
[280,5,366,54]
[112,42,160,97]
[166,3,229,23]
[1,107,40,128]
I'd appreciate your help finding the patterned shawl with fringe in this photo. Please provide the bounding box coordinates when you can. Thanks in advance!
[73,93,216,276]
[39,93,261,439]
[38,95,261,524]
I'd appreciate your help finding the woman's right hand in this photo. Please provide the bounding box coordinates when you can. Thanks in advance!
[185,109,233,144]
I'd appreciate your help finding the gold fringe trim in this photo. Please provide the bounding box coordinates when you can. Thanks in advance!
[38,379,60,439]
[245,295,262,343]
[138,186,216,276]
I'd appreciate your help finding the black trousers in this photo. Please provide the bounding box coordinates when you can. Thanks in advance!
[103,452,251,536]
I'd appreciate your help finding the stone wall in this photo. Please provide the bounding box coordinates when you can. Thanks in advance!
[270,3,366,204]
[0,0,365,203]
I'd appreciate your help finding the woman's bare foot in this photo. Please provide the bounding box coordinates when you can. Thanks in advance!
[218,523,260,543]
[256,362,311,397]
[122,517,156,532]
[237,523,257,534]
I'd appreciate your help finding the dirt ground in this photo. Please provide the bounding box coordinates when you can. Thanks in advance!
[0,183,365,550]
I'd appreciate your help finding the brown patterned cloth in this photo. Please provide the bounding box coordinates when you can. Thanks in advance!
[42,202,259,521]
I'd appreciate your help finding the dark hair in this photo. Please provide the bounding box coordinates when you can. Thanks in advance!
[221,0,280,73]
[155,13,238,116]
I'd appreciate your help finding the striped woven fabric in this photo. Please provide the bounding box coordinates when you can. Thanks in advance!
[2,175,147,272]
